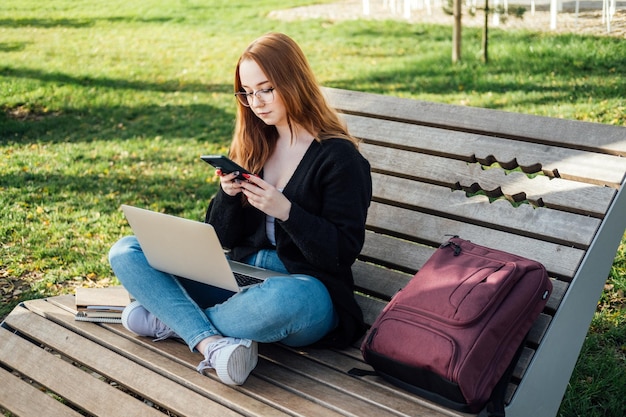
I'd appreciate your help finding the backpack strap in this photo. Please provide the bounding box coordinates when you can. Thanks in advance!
[348,368,377,377]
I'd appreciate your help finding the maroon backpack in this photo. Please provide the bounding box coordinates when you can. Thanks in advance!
[360,236,552,414]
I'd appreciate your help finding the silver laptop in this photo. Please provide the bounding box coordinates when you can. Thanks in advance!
[121,204,287,292]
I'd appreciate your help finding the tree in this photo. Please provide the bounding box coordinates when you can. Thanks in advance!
[452,0,462,63]
[445,0,526,64]
[482,0,490,63]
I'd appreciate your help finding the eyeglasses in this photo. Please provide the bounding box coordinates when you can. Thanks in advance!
[234,88,275,107]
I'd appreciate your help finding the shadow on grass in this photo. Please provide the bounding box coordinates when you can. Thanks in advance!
[0,66,230,94]
[324,23,626,109]
[3,168,215,215]
[0,42,29,52]
[0,291,43,323]
[0,16,186,29]
[3,103,236,148]
[2,102,234,145]
[1,66,235,144]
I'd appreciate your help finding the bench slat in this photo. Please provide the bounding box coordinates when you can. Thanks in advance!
[362,143,616,217]
[254,359,411,417]
[4,302,270,417]
[259,343,467,417]
[366,201,585,280]
[0,315,166,417]
[324,87,626,157]
[359,230,436,272]
[370,172,601,248]
[352,261,412,297]
[348,114,626,187]
[139,343,348,417]
[0,366,84,417]
[356,294,391,327]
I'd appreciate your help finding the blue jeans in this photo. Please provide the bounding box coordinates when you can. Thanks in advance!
[108,236,338,351]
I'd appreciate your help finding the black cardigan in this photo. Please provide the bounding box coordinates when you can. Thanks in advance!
[205,138,372,348]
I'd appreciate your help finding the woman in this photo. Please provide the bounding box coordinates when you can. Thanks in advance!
[109,32,372,386]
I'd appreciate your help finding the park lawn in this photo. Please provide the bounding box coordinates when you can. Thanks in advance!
[1,1,625,416]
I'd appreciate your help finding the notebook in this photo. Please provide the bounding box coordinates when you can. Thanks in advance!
[74,286,132,323]
[121,204,287,292]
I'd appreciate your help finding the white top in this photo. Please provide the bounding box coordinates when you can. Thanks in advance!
[265,188,284,246]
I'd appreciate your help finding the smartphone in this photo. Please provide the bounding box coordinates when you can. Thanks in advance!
[200,155,251,180]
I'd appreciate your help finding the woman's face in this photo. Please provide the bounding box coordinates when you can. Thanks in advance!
[238,58,288,128]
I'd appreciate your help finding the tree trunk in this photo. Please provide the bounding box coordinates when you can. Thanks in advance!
[452,0,462,63]
[482,0,489,63]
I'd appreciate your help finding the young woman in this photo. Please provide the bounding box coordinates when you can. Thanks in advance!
[109,32,372,386]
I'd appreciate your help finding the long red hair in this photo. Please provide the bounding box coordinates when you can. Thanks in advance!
[230,32,359,174]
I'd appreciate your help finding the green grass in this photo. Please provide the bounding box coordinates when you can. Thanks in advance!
[1,1,625,416]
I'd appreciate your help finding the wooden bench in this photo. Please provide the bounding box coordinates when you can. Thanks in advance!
[2,87,626,417]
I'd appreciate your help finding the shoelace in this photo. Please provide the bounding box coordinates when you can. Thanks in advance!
[196,338,250,372]
[151,316,178,342]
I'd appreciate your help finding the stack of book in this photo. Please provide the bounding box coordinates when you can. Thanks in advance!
[74,286,132,323]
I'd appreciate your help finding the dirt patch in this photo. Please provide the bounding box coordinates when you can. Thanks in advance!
[0,269,42,321]
[269,0,626,38]
[1,275,33,304]
[4,104,62,121]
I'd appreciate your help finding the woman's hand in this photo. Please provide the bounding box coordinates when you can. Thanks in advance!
[240,174,292,221]
[217,170,245,197]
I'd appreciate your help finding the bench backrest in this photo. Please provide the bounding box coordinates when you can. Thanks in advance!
[324,87,626,413]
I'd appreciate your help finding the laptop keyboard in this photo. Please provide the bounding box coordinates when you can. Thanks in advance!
[233,271,263,287]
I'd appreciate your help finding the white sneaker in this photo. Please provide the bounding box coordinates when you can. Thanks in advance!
[197,337,258,385]
[121,301,178,341]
